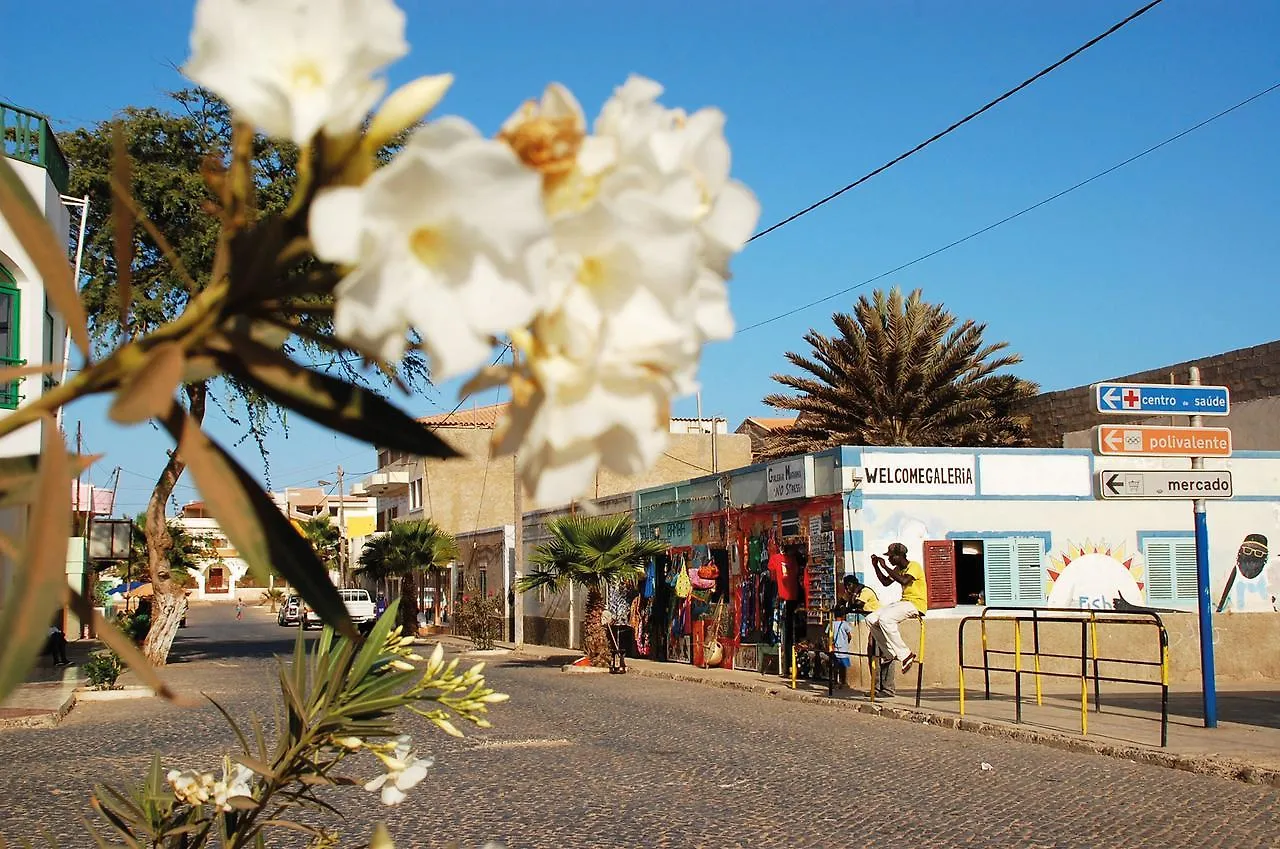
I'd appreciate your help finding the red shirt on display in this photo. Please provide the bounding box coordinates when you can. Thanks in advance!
[769,552,803,602]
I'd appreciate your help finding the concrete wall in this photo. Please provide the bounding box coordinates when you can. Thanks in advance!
[1063,397,1280,451]
[407,430,752,536]
[1017,339,1280,448]
[0,158,69,459]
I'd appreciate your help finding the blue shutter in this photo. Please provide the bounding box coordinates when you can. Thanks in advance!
[1145,538,1197,604]
[984,540,1015,605]
[1013,538,1046,605]
[983,537,1045,606]
[1172,541,1198,601]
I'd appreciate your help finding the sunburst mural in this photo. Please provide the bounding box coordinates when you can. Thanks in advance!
[1046,540,1145,609]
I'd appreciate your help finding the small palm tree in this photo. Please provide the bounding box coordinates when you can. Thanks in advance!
[763,287,1039,457]
[356,520,459,634]
[518,514,668,667]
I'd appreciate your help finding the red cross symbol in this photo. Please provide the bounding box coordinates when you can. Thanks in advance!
[1122,388,1141,409]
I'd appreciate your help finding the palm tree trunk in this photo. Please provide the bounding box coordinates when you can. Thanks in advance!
[400,571,419,635]
[583,584,609,667]
[142,382,206,665]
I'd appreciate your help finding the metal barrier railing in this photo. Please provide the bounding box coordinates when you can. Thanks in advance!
[815,614,925,707]
[958,607,1170,746]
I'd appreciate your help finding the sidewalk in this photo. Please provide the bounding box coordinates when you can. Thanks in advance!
[476,638,1280,788]
[0,640,94,730]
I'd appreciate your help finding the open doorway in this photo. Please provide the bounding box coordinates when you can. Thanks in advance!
[954,540,985,605]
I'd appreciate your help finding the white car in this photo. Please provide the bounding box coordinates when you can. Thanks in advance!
[303,588,377,630]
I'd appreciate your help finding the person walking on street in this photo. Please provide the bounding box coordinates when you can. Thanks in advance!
[865,543,927,675]
[235,598,244,621]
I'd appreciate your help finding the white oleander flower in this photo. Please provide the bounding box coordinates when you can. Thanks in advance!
[493,76,758,506]
[167,769,216,806]
[184,0,408,144]
[310,117,551,378]
[211,762,255,812]
[364,737,434,806]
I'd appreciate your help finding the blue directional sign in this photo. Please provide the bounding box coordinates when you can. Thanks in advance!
[1094,382,1230,416]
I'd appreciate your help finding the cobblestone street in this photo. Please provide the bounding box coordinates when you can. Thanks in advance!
[1,604,1277,848]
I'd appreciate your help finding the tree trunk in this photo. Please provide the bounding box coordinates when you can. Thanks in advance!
[400,571,419,636]
[583,585,609,667]
[141,382,207,665]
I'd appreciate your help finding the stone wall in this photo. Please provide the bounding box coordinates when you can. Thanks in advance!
[1017,340,1280,448]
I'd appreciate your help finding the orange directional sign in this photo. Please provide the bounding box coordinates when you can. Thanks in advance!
[1095,425,1232,458]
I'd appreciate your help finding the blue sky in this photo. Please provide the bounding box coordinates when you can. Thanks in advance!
[4,0,1278,516]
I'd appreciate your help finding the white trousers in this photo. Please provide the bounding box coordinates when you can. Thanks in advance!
[866,601,921,663]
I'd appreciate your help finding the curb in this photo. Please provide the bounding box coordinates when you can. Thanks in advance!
[509,648,1280,789]
[0,691,77,731]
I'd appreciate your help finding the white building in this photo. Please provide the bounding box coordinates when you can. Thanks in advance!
[0,100,75,621]
[174,488,377,599]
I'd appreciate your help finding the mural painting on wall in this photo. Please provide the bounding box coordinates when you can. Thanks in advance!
[860,510,945,607]
[1217,533,1279,613]
[1046,541,1144,610]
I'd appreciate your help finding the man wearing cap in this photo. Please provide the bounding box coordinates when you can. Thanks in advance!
[866,542,927,674]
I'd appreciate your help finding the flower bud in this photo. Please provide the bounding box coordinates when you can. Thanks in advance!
[366,74,454,152]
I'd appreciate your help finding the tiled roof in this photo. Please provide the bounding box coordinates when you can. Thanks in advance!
[418,402,509,429]
[736,416,797,431]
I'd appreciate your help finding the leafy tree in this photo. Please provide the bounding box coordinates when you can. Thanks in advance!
[58,89,428,663]
[517,514,666,667]
[355,520,459,634]
[762,287,1039,457]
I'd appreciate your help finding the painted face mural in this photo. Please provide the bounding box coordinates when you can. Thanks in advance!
[1046,542,1144,610]
[1216,533,1274,613]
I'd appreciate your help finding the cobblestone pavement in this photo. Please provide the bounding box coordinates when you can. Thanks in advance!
[1,603,1277,848]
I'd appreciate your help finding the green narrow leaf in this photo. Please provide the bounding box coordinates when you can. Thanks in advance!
[205,694,251,755]
[215,336,457,459]
[348,601,401,685]
[110,122,134,334]
[0,418,71,702]
[0,452,99,508]
[0,156,90,358]
[163,408,356,638]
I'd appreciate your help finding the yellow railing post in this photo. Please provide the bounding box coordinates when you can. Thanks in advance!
[790,646,797,690]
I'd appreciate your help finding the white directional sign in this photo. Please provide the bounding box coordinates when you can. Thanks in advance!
[1097,470,1233,500]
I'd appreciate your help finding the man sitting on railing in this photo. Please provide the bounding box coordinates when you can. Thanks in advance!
[842,573,896,697]
[866,543,927,675]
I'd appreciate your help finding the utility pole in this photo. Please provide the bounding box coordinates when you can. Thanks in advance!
[511,346,524,646]
[337,464,347,587]
[1189,366,1217,727]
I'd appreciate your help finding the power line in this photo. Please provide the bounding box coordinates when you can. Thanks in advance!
[737,80,1280,334]
[747,0,1167,244]
[664,452,714,474]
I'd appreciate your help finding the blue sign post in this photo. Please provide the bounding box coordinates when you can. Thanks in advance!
[1094,382,1230,416]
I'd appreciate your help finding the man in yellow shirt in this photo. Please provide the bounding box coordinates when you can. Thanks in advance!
[867,542,927,674]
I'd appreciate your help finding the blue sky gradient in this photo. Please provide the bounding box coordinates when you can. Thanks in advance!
[4,0,1277,515]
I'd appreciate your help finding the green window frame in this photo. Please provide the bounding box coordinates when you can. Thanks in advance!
[0,266,22,409]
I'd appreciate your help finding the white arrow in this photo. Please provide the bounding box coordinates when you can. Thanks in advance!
[1103,430,1124,452]
[1101,386,1121,409]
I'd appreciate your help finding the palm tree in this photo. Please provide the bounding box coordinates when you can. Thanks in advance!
[355,520,459,634]
[298,516,341,571]
[518,515,668,667]
[762,287,1039,457]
